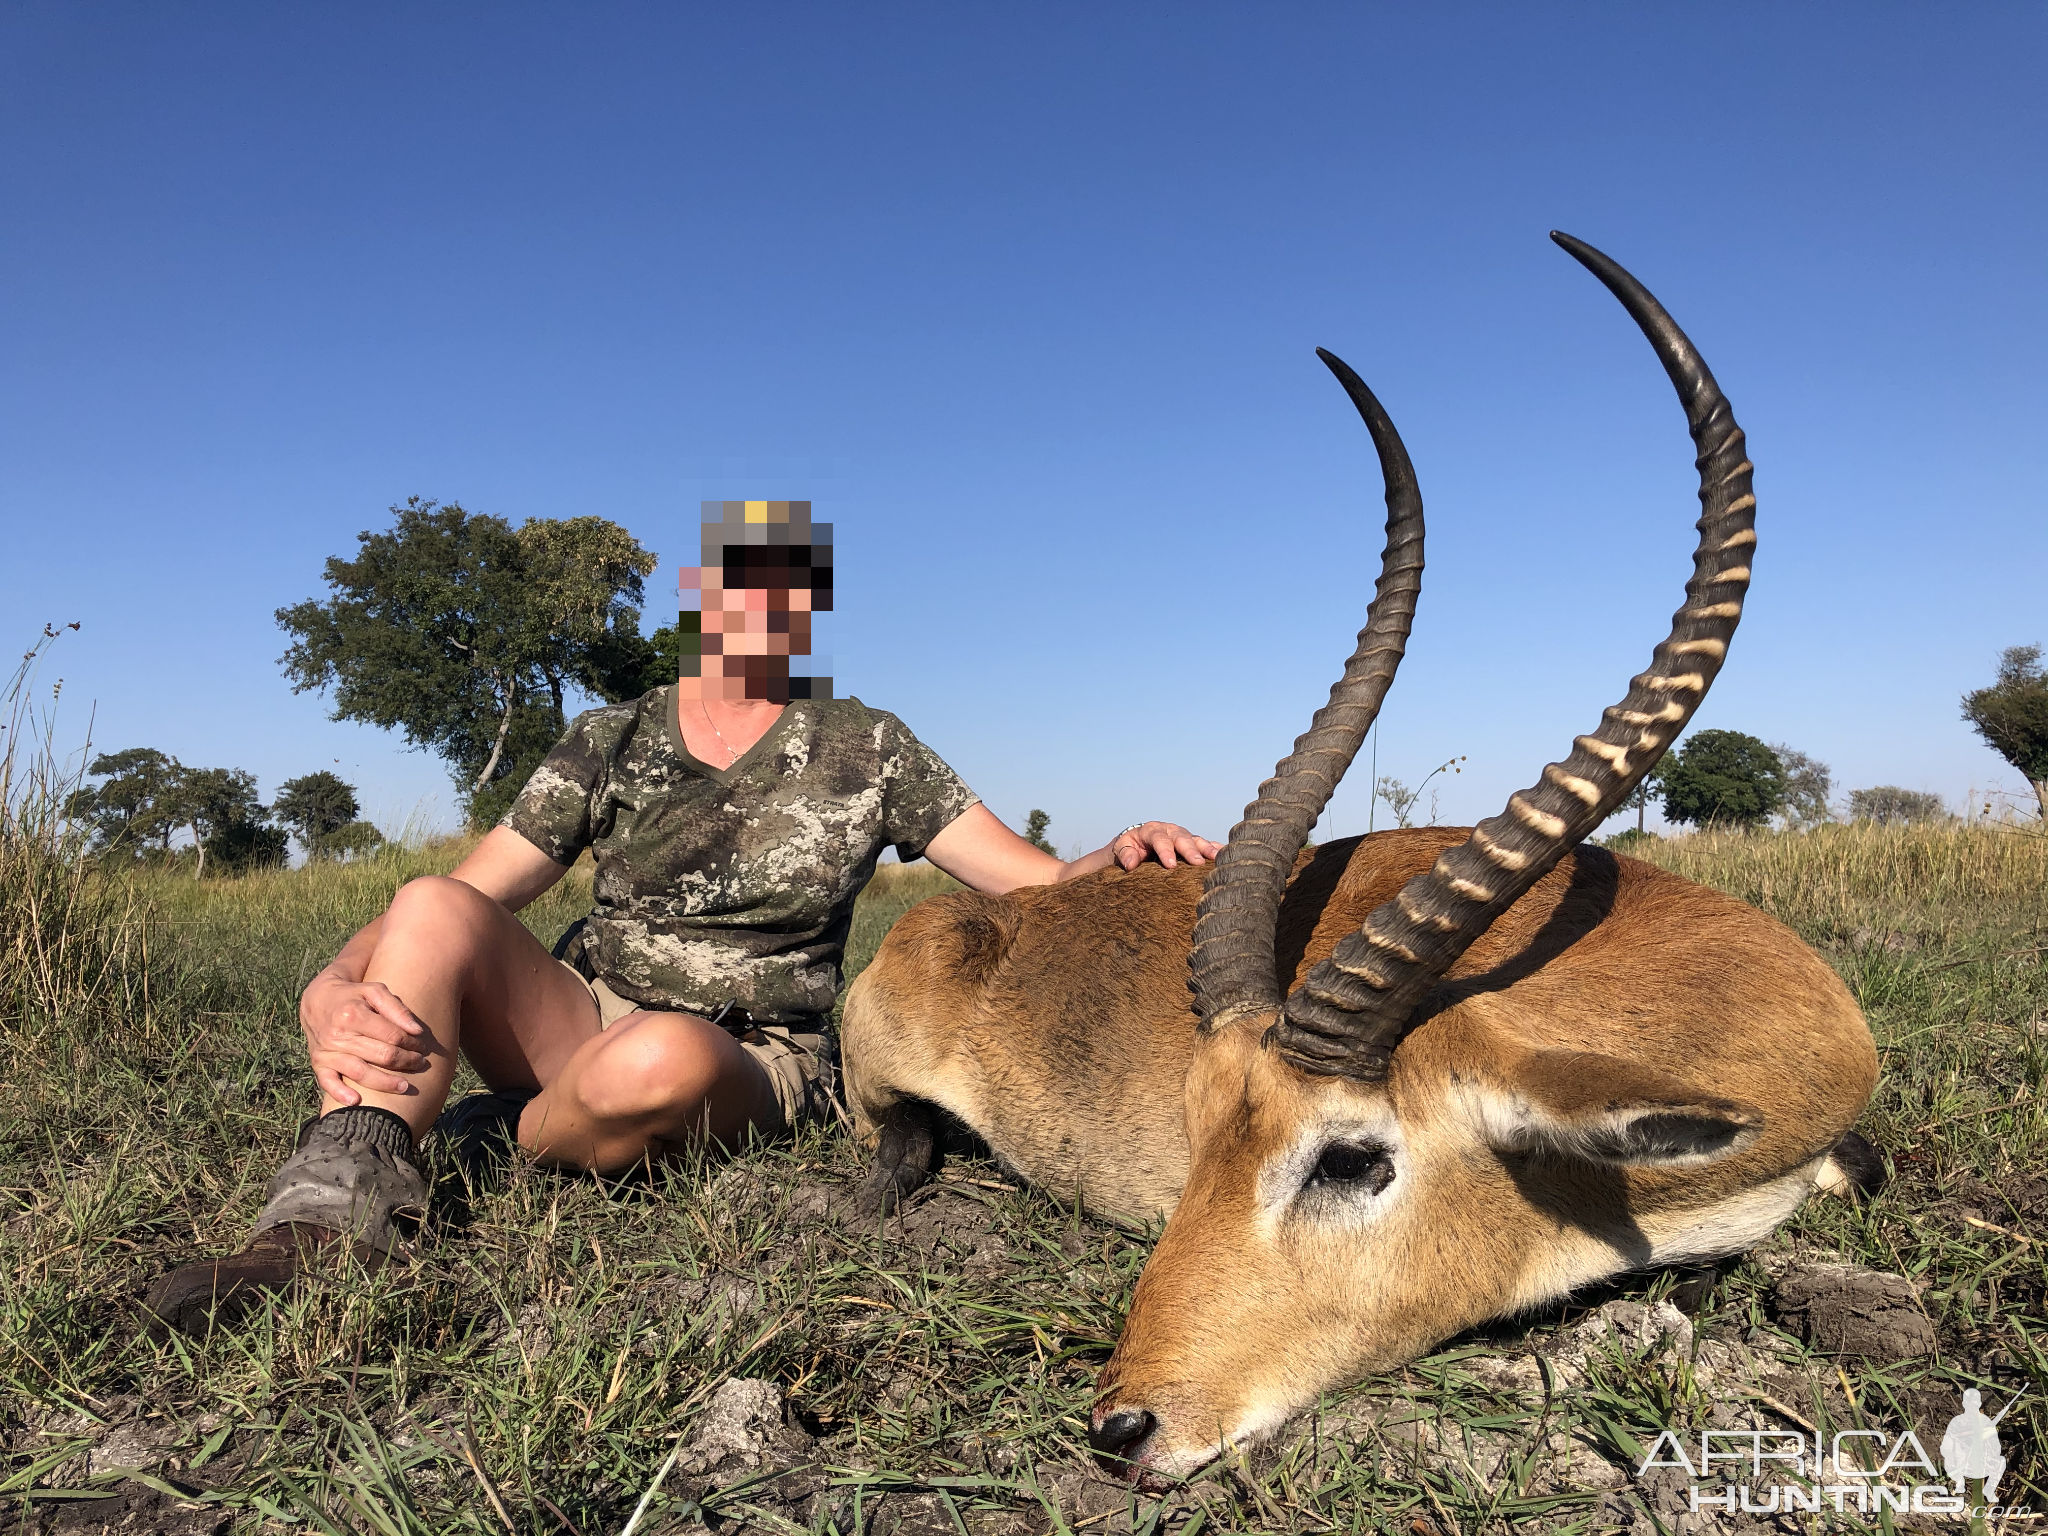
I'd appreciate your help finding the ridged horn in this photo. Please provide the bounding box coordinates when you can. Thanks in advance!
[1189,350,1425,1030]
[1270,231,1756,1079]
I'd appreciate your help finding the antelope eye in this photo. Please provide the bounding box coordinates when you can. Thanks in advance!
[1306,1141,1395,1194]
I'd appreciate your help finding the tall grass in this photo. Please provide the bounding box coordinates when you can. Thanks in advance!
[1629,819,2048,943]
[0,627,163,1044]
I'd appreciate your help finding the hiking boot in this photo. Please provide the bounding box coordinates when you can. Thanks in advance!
[141,1221,385,1335]
[141,1105,429,1337]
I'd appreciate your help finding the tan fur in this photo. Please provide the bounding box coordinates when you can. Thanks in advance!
[840,827,1877,1477]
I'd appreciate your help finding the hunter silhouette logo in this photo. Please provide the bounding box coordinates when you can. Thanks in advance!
[1941,1388,2010,1502]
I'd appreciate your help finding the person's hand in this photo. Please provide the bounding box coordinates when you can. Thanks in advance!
[300,970,431,1105]
[1110,821,1222,871]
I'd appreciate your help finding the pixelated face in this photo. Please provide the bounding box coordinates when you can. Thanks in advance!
[681,500,834,701]
[684,565,816,657]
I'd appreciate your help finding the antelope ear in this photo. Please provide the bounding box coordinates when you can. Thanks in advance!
[1465,1049,1763,1166]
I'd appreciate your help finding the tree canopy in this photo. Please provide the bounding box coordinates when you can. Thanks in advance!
[276,500,659,824]
[1658,730,1786,829]
[1961,644,2048,820]
[69,747,182,856]
[1771,744,1835,829]
[272,771,356,848]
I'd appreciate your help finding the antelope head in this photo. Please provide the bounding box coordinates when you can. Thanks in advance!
[1089,233,1762,1483]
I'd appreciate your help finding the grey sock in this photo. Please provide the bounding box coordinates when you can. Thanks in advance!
[250,1106,430,1254]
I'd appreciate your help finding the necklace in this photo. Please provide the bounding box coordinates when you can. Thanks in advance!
[698,701,741,766]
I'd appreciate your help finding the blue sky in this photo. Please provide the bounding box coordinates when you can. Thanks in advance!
[3,5,2042,852]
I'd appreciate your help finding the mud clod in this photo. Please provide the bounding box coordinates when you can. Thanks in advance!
[1768,1262,1935,1360]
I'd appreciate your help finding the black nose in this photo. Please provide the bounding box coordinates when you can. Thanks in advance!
[1088,1407,1156,1468]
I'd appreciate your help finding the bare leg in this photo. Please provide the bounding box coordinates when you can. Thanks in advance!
[322,875,603,1139]
[518,1012,782,1171]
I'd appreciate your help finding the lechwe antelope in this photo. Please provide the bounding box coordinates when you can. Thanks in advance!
[840,233,1878,1484]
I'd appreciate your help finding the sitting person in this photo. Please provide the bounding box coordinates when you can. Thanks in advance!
[145,502,1217,1333]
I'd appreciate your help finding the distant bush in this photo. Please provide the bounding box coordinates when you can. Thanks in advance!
[323,820,387,860]
[1376,756,1465,831]
[202,817,289,874]
[1848,786,1948,827]
[1601,827,1661,854]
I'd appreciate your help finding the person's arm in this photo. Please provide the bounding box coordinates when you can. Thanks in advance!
[302,826,570,1104]
[923,804,1220,896]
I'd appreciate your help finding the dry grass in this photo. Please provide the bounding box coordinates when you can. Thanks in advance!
[0,630,160,1041]
[1630,819,2048,942]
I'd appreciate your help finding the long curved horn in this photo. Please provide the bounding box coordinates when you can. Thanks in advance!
[1189,350,1425,1030]
[1271,232,1756,1078]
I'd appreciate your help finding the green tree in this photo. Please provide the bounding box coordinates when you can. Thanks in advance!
[516,516,665,707]
[1658,730,1786,829]
[276,500,657,825]
[171,766,286,876]
[1023,809,1055,855]
[1961,644,2048,822]
[70,747,183,857]
[1770,744,1835,830]
[273,771,364,859]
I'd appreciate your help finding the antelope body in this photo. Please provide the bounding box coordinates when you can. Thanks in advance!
[840,235,1878,1483]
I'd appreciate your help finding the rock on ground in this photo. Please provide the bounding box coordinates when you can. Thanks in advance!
[677,1376,811,1479]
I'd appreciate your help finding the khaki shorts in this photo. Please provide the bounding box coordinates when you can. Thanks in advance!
[557,961,838,1137]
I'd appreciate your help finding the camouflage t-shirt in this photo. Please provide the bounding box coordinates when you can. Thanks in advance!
[501,688,980,1023]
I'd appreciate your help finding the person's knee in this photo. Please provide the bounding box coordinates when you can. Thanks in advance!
[384,876,496,953]
[579,1015,726,1124]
